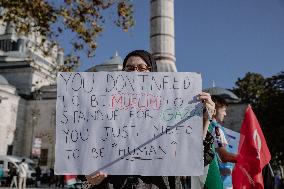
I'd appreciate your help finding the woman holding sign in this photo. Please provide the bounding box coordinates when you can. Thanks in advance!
[82,50,215,189]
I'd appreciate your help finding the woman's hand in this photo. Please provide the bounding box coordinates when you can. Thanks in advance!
[198,92,215,120]
[86,171,107,186]
[198,92,215,139]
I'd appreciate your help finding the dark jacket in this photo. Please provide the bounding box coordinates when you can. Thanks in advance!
[9,167,18,177]
[79,175,182,189]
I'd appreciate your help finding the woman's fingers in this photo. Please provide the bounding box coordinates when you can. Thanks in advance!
[198,92,215,119]
[198,92,213,103]
[198,92,214,105]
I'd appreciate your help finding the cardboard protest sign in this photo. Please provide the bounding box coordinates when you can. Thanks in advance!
[55,72,203,176]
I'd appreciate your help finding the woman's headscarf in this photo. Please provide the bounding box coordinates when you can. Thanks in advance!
[123,50,157,72]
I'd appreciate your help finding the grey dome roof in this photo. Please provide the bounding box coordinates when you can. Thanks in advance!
[0,75,9,85]
[102,52,123,65]
[204,87,240,103]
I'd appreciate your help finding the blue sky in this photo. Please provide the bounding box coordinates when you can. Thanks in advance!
[62,0,284,89]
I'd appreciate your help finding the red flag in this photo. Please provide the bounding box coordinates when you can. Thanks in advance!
[232,105,271,189]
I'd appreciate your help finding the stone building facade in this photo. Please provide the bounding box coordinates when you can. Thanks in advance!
[0,29,123,169]
[0,21,63,169]
[0,75,20,155]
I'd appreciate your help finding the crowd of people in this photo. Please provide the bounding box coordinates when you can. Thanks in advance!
[0,159,30,189]
[0,49,282,189]
[0,159,67,188]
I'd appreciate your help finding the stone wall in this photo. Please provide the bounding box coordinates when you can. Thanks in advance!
[0,84,20,155]
[223,103,248,132]
[0,67,34,95]
[12,98,28,156]
[25,99,56,168]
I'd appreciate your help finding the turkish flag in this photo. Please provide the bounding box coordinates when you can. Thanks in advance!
[232,105,271,189]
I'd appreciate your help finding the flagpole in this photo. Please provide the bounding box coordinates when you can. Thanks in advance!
[268,163,274,177]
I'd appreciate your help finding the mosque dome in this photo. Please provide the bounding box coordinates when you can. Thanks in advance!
[204,87,240,103]
[101,51,123,65]
[85,51,123,72]
[0,74,9,85]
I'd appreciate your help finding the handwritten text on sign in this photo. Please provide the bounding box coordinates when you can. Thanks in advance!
[55,72,203,176]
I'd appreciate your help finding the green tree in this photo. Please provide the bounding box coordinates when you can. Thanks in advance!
[233,72,266,108]
[0,0,134,71]
[233,71,284,166]
[259,72,284,164]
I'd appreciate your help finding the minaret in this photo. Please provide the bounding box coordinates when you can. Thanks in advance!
[150,0,177,72]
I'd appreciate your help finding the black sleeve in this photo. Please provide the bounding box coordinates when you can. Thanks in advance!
[203,131,215,166]
[77,175,87,181]
[168,176,182,189]
[77,175,124,189]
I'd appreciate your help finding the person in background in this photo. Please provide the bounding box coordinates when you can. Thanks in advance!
[275,170,282,189]
[0,164,5,186]
[35,164,41,187]
[48,167,55,186]
[18,159,28,189]
[58,175,65,188]
[9,164,18,188]
[210,95,238,189]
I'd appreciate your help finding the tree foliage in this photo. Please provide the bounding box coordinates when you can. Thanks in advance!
[233,71,284,166]
[233,72,266,108]
[0,0,134,71]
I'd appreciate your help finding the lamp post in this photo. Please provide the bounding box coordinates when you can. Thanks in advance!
[30,108,40,158]
[30,89,41,159]
[49,110,56,167]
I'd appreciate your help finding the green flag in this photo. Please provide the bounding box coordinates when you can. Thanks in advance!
[204,155,223,189]
[204,124,223,189]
